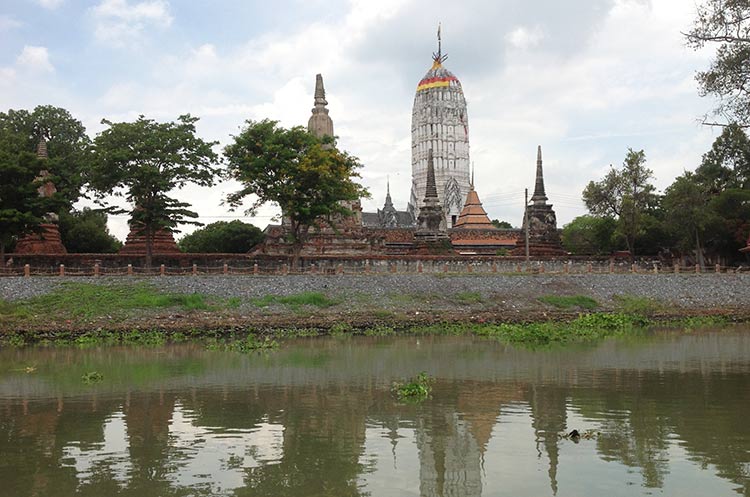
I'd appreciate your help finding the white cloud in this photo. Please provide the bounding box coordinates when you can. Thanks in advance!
[36,0,64,9]
[505,25,545,49]
[0,15,23,31]
[16,45,54,72]
[91,0,172,46]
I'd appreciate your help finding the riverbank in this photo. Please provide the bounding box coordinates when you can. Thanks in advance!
[1,274,749,341]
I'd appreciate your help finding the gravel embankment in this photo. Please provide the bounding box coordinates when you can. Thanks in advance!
[1,273,749,310]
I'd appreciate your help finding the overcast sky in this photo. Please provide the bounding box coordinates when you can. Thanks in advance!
[0,0,721,240]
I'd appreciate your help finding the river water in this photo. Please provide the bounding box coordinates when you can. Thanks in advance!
[1,329,749,497]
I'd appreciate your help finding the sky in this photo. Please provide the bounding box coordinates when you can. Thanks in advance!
[0,0,722,240]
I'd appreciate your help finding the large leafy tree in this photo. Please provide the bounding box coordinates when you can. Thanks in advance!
[178,220,264,253]
[224,119,368,267]
[561,215,620,255]
[58,208,122,253]
[685,0,750,125]
[583,149,658,256]
[0,105,90,211]
[662,173,715,266]
[88,115,219,267]
[695,123,750,191]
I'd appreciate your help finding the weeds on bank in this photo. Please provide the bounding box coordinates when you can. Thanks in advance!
[456,291,485,304]
[251,292,339,310]
[207,334,279,353]
[613,294,662,316]
[392,371,433,402]
[538,295,599,310]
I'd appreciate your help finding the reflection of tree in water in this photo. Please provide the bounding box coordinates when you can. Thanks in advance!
[571,370,750,496]
[229,384,369,497]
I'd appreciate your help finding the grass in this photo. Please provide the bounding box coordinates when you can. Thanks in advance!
[251,292,339,310]
[538,295,599,310]
[207,334,279,353]
[81,371,104,384]
[613,294,662,316]
[456,291,485,304]
[0,282,240,324]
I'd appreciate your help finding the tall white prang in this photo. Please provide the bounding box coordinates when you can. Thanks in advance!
[408,28,471,228]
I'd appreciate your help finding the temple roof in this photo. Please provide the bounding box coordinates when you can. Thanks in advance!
[453,184,495,230]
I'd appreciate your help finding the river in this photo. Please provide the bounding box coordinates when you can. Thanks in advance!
[1,328,749,496]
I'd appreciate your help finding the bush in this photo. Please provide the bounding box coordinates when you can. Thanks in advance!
[178,220,264,253]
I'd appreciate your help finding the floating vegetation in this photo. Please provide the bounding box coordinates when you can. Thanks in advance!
[207,334,279,353]
[392,372,433,402]
[81,371,104,384]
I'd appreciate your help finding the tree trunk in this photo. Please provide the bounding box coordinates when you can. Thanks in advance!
[0,241,5,267]
[145,225,153,269]
[695,229,705,269]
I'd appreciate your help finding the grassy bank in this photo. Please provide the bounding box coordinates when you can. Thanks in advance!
[0,281,745,348]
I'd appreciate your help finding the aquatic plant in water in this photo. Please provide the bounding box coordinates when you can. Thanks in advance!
[392,372,433,402]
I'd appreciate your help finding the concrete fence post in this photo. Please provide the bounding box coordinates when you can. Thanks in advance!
[492,261,497,273]
[253,263,259,275]
[417,261,423,273]
[715,263,721,273]
[311,263,317,274]
[674,263,679,274]
[443,263,448,273]
[539,262,545,274]
[631,263,637,274]
[587,263,593,274]
[192,264,198,276]
[160,264,165,276]
[364,261,370,274]
[516,264,521,273]
[223,263,228,275]
[390,263,397,274]
[336,263,343,275]
[695,264,701,274]
[127,264,133,276]
[609,260,614,274]
[653,264,659,274]
[24,264,30,278]
[59,264,65,277]
[564,262,569,274]
[467,263,473,273]
[94,263,100,277]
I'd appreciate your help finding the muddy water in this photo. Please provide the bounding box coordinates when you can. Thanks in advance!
[0,329,749,497]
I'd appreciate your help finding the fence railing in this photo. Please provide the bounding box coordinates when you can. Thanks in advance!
[1,261,749,277]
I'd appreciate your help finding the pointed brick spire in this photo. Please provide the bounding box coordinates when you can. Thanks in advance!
[308,73,334,138]
[424,149,438,200]
[314,73,327,107]
[36,136,48,159]
[531,145,548,205]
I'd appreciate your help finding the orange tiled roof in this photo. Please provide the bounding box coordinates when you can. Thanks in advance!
[454,188,496,229]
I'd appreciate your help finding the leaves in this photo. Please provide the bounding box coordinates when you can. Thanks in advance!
[685,0,750,125]
[178,220,264,253]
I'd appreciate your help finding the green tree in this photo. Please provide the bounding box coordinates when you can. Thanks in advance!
[561,215,620,255]
[695,123,750,191]
[662,173,714,266]
[178,220,264,253]
[491,219,513,229]
[88,115,219,267]
[58,208,122,253]
[583,149,658,256]
[0,105,90,212]
[0,149,50,262]
[685,0,750,125]
[225,119,368,267]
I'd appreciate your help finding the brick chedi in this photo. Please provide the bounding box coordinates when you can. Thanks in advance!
[119,227,181,255]
[14,138,67,255]
[453,171,495,229]
[512,146,565,256]
[408,26,471,228]
[415,149,450,246]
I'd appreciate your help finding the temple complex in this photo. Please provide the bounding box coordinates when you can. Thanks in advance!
[14,137,67,255]
[512,146,565,256]
[408,27,471,228]
[361,178,415,228]
[453,172,495,230]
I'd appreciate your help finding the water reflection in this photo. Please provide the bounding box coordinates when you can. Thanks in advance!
[0,331,749,496]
